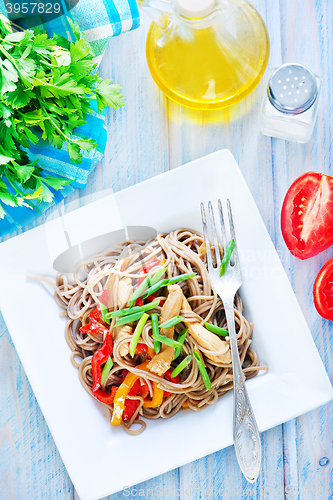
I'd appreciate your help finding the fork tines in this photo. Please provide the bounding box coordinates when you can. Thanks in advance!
[200,199,240,275]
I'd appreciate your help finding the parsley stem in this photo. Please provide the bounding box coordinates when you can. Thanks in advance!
[35,101,88,147]
[5,174,37,212]
[0,44,20,73]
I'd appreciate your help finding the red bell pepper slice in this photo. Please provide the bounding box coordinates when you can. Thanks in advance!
[145,294,165,306]
[90,331,113,393]
[80,317,109,338]
[134,343,148,355]
[136,260,161,286]
[93,385,118,405]
[99,290,109,307]
[163,369,180,397]
[89,305,108,327]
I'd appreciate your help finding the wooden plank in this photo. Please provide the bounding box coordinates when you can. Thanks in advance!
[0,312,73,499]
[1,1,333,499]
[273,1,333,500]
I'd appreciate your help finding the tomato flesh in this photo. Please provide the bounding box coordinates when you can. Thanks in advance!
[281,172,333,260]
[313,257,333,320]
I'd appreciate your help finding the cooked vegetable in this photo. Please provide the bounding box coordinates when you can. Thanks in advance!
[143,382,164,407]
[80,316,109,338]
[106,298,160,319]
[152,332,182,348]
[173,327,188,359]
[313,257,333,321]
[0,15,124,219]
[281,172,333,260]
[111,360,151,425]
[147,284,183,376]
[91,334,113,392]
[159,315,184,329]
[171,355,192,377]
[150,266,168,286]
[129,313,149,357]
[219,239,235,277]
[204,322,228,337]
[115,311,145,327]
[163,369,180,397]
[129,273,153,307]
[142,272,197,299]
[99,301,111,325]
[193,351,211,390]
[100,356,113,386]
[151,313,161,354]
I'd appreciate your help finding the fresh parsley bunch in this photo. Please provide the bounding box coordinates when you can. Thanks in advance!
[0,14,124,219]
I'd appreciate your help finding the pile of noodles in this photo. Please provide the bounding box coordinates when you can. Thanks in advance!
[32,229,266,435]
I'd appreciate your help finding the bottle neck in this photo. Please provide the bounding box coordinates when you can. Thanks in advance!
[174,0,216,19]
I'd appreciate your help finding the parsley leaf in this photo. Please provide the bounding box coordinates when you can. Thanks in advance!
[0,15,124,220]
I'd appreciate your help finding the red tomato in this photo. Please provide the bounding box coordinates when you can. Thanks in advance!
[313,257,333,320]
[281,172,333,260]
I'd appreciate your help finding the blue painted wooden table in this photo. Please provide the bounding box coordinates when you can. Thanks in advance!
[1,1,333,498]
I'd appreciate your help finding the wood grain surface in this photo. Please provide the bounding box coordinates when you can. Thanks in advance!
[1,1,333,499]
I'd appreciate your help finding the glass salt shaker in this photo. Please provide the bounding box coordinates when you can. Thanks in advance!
[260,63,321,143]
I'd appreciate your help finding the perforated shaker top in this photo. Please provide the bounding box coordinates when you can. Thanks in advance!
[268,63,318,114]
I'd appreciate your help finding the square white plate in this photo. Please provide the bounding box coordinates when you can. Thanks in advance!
[0,150,332,500]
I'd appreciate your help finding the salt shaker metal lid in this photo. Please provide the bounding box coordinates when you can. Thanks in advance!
[268,63,318,115]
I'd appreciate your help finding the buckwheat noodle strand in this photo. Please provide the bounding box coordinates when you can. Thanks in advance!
[29,229,267,435]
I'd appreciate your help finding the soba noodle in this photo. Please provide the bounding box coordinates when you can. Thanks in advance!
[30,229,267,435]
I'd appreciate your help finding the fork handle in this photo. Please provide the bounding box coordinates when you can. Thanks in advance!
[224,300,261,483]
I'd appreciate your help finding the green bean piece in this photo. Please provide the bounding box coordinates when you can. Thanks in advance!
[166,272,197,284]
[106,298,160,319]
[159,315,184,329]
[171,355,192,378]
[152,332,182,349]
[150,267,168,286]
[173,327,188,359]
[99,301,111,325]
[204,322,228,337]
[100,356,113,385]
[141,278,169,299]
[129,272,152,307]
[115,311,145,327]
[129,313,149,358]
[219,239,235,277]
[151,313,161,354]
[193,350,211,390]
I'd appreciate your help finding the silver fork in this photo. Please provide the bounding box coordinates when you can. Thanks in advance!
[200,199,261,483]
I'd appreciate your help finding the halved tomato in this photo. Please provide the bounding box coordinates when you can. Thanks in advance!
[281,172,333,260]
[313,258,333,320]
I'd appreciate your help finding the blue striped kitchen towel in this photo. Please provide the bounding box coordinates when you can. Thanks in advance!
[0,0,140,238]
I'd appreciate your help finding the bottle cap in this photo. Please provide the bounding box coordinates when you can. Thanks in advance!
[268,63,318,115]
[175,0,216,19]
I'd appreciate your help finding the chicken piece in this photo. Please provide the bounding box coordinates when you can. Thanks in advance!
[147,284,183,376]
[182,295,231,364]
[106,276,133,310]
[117,277,133,308]
[115,325,132,357]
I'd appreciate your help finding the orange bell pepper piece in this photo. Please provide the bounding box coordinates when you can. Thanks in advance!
[143,382,164,408]
[111,360,150,425]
